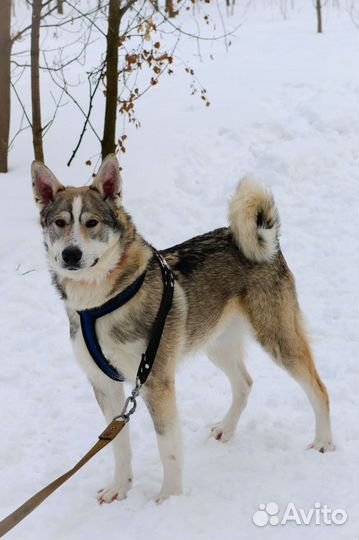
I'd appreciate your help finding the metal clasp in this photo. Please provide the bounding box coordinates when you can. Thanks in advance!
[114,379,142,423]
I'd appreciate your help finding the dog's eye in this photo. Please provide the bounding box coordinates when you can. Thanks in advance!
[86,219,98,228]
[55,219,66,228]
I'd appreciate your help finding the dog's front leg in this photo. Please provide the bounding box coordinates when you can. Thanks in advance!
[92,381,133,503]
[143,379,183,503]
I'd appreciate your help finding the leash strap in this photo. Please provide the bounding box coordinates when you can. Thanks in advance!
[0,419,126,538]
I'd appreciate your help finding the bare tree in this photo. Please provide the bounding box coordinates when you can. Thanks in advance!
[101,0,183,158]
[10,1,106,168]
[31,0,44,161]
[101,0,122,159]
[0,0,12,173]
[98,0,217,161]
[57,0,64,14]
[1,0,60,171]
[316,0,323,33]
[6,0,233,171]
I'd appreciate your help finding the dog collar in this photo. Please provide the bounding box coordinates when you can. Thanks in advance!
[77,251,174,385]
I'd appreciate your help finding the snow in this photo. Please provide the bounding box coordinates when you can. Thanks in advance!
[1,2,358,539]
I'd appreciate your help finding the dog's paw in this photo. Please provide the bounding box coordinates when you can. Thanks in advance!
[154,489,182,505]
[210,422,235,442]
[97,478,132,504]
[307,440,335,453]
[155,494,169,505]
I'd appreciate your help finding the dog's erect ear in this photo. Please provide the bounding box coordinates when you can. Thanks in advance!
[31,161,64,210]
[91,154,122,207]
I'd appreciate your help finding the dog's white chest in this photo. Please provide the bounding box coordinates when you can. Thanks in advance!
[71,312,146,387]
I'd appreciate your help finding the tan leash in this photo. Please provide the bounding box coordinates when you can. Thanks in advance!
[0,419,125,537]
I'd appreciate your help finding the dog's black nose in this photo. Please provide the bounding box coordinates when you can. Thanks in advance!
[62,246,82,267]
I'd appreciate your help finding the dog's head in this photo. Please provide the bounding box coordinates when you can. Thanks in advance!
[32,154,129,280]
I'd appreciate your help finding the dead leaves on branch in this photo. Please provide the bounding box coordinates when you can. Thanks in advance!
[107,2,214,156]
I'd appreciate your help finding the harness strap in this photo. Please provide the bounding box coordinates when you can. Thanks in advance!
[0,419,126,538]
[137,252,174,385]
[78,250,174,385]
[78,270,147,382]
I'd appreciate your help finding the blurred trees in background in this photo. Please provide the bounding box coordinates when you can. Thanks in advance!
[0,0,217,171]
[0,1,12,172]
[0,0,58,172]
[0,0,357,173]
[316,0,323,33]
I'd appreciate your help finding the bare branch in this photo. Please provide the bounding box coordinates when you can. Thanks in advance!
[119,0,138,18]
[67,62,106,166]
[62,0,107,37]
[43,54,102,144]
[10,79,33,128]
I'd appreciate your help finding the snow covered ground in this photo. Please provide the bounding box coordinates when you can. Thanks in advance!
[0,2,358,539]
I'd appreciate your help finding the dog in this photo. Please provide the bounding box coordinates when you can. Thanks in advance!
[31,154,333,503]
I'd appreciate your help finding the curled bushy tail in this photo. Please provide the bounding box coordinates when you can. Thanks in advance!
[229,178,280,262]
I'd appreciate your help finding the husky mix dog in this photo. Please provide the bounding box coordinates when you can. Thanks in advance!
[31,154,333,503]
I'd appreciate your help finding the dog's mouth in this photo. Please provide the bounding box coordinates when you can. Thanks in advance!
[61,258,99,271]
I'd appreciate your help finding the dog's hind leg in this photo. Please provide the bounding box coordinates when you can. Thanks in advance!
[268,330,333,452]
[92,381,133,503]
[206,316,253,442]
[243,284,333,453]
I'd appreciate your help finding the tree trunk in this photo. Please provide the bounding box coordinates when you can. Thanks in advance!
[31,0,44,162]
[101,0,121,159]
[57,0,64,14]
[316,0,323,33]
[0,0,11,173]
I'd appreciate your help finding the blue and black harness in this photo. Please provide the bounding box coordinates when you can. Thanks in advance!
[77,251,175,385]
